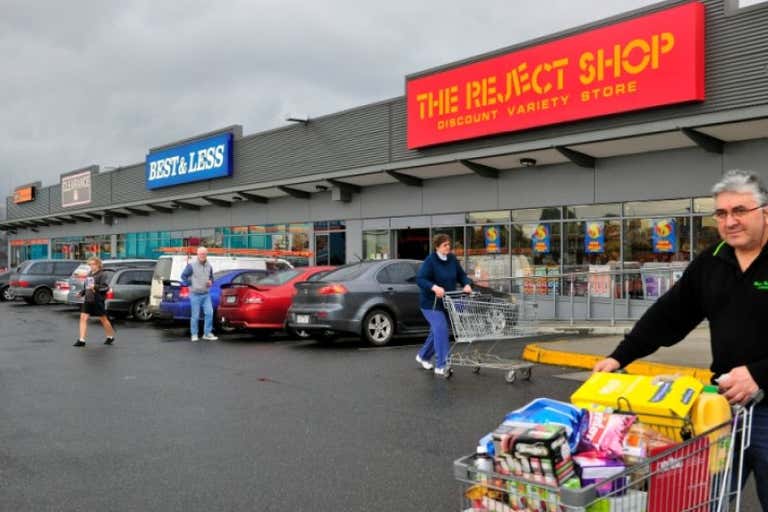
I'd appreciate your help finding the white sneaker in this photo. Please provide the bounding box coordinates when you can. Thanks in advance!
[434,366,452,377]
[202,333,219,341]
[191,335,199,342]
[415,355,434,370]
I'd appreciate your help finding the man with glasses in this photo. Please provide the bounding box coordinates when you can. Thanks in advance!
[595,170,767,509]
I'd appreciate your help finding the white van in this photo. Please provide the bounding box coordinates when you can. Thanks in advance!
[149,255,292,313]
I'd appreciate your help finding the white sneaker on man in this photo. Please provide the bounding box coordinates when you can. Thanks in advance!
[202,333,219,341]
[434,366,452,377]
[415,355,434,370]
[191,335,199,342]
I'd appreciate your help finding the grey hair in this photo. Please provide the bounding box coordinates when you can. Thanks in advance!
[197,246,208,255]
[712,169,768,206]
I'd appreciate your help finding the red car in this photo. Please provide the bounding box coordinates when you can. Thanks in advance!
[218,266,335,337]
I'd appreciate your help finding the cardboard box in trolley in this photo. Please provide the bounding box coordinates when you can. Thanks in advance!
[492,422,575,487]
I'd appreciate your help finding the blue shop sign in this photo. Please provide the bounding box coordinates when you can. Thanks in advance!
[145,133,233,190]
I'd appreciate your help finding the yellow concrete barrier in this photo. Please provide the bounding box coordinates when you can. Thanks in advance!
[522,343,714,384]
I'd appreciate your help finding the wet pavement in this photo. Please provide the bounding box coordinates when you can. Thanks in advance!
[0,301,758,511]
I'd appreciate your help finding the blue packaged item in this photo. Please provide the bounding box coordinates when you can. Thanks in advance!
[477,433,495,457]
[502,398,583,452]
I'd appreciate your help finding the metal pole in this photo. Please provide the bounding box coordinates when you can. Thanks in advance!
[586,275,591,321]
[610,274,616,327]
[626,272,631,318]
[569,277,575,326]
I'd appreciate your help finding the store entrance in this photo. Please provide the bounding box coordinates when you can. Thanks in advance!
[395,228,430,261]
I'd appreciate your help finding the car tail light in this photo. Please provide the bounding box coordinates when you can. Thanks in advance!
[244,292,263,304]
[11,280,30,288]
[179,286,190,299]
[318,283,347,295]
[56,281,70,290]
[106,289,114,300]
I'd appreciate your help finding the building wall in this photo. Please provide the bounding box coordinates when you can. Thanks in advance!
[10,139,767,248]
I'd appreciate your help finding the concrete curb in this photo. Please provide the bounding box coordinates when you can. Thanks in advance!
[522,343,715,383]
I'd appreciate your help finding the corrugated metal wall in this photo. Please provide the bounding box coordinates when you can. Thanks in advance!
[6,0,768,221]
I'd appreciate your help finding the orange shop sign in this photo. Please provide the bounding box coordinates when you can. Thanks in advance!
[13,187,36,204]
[406,2,705,149]
[10,239,49,247]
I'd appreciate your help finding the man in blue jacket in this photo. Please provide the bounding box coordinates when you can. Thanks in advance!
[416,233,472,376]
[180,247,218,342]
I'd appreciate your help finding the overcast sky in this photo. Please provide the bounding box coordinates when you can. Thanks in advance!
[0,0,661,203]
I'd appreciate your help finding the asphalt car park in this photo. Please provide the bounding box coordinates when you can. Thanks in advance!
[1,300,759,512]
[0,299,579,512]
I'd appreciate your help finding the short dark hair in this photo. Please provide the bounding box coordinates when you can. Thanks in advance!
[433,233,451,249]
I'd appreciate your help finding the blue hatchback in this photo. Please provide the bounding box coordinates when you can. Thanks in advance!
[159,269,269,323]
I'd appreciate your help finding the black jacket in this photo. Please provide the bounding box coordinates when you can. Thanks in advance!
[83,270,110,304]
[610,240,768,392]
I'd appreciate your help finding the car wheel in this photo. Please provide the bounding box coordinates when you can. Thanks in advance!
[131,298,153,322]
[33,288,52,305]
[362,309,394,346]
[0,286,12,301]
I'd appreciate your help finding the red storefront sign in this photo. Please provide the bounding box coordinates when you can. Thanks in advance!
[406,2,705,149]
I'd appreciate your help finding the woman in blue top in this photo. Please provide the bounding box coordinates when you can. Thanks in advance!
[416,233,472,376]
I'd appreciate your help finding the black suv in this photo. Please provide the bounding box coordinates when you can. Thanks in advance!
[9,260,82,305]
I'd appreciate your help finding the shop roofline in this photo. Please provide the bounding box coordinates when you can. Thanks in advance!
[3,103,768,229]
[405,0,681,80]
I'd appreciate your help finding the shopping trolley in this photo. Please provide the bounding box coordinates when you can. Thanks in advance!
[443,291,536,383]
[453,391,764,512]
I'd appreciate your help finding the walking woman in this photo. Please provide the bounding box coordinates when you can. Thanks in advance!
[415,233,472,376]
[74,257,115,347]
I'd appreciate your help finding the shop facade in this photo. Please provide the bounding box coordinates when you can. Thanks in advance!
[2,0,768,312]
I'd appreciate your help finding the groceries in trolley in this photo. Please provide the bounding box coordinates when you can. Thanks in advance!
[455,375,752,512]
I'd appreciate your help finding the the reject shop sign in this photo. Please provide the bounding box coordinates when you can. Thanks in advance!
[145,132,233,190]
[406,2,705,149]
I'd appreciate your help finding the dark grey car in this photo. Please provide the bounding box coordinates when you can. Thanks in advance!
[0,271,12,301]
[65,259,157,307]
[104,267,156,321]
[286,259,429,346]
[9,260,83,305]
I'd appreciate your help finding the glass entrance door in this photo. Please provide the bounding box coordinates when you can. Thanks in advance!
[395,228,430,261]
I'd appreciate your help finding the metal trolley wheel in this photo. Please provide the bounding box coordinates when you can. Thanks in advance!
[505,367,532,384]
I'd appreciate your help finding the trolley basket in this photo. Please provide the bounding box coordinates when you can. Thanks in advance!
[454,395,762,512]
[443,291,536,383]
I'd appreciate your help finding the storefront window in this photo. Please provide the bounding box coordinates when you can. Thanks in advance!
[564,203,621,219]
[466,225,509,284]
[510,207,561,222]
[314,221,346,266]
[287,223,311,267]
[623,199,691,217]
[623,217,691,264]
[563,220,621,272]
[10,240,48,266]
[53,236,111,260]
[467,210,509,224]
[509,223,561,295]
[693,215,720,257]
[363,230,390,260]
[693,197,715,214]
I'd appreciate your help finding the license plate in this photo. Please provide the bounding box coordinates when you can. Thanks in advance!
[296,314,310,324]
[226,296,236,304]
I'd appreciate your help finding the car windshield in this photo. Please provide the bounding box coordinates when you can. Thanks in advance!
[72,264,90,278]
[254,269,300,286]
[319,263,368,282]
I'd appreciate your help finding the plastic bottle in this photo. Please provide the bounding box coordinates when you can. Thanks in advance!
[474,444,494,483]
[691,384,732,473]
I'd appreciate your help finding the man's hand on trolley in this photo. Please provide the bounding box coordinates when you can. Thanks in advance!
[593,357,621,373]
[462,284,472,294]
[718,366,759,406]
[432,285,445,298]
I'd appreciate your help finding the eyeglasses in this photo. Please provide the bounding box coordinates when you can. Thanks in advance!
[711,204,765,221]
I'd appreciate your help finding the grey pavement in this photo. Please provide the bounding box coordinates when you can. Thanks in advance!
[534,321,713,369]
[0,301,582,512]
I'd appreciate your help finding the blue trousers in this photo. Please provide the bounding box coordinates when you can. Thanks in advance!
[189,292,213,337]
[737,403,768,509]
[418,308,450,369]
